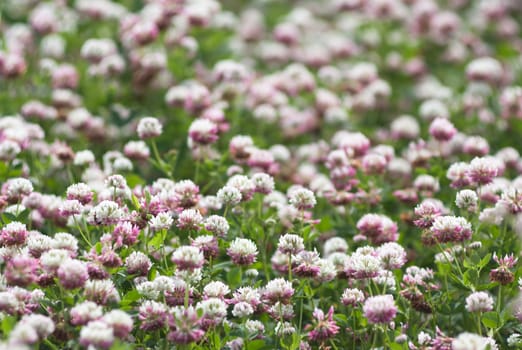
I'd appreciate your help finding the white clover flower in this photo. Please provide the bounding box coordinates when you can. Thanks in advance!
[0,140,21,161]
[317,258,337,282]
[434,250,455,264]
[373,270,396,291]
[227,238,258,265]
[418,331,432,345]
[277,233,304,255]
[4,178,33,199]
[79,320,115,349]
[81,38,117,62]
[346,250,382,279]
[232,302,254,318]
[175,267,203,285]
[341,288,365,306]
[52,232,78,253]
[456,189,478,210]
[112,157,133,172]
[137,117,162,139]
[226,175,255,201]
[251,172,275,194]
[124,140,150,159]
[136,281,160,300]
[217,185,242,206]
[87,200,123,225]
[245,320,264,335]
[203,281,230,299]
[18,314,55,340]
[288,187,316,210]
[452,332,498,350]
[148,212,173,231]
[465,292,494,313]
[41,249,71,272]
[204,215,229,237]
[171,246,205,270]
[197,297,228,321]
[507,333,522,347]
[74,150,95,166]
[323,237,348,256]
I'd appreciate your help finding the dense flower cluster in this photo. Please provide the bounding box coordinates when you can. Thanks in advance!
[1,0,522,349]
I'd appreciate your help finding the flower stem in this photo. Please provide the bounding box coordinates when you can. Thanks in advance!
[74,216,92,248]
[287,255,292,281]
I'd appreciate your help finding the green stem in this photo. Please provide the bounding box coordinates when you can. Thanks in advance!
[436,242,467,287]
[298,285,305,332]
[476,313,483,336]
[287,255,292,281]
[44,339,59,350]
[66,164,75,184]
[184,282,190,308]
[383,325,393,346]
[150,139,172,178]
[74,216,92,248]
[143,229,149,254]
[370,327,378,349]
[195,159,200,184]
[262,231,271,282]
[497,285,502,314]
[151,139,162,165]
[499,221,508,254]
[162,231,169,271]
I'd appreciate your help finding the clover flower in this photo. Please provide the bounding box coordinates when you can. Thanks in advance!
[227,238,258,265]
[465,292,494,313]
[363,294,397,324]
[171,246,205,270]
[167,306,205,345]
[137,117,162,139]
[306,306,340,342]
[430,215,472,243]
[490,253,518,285]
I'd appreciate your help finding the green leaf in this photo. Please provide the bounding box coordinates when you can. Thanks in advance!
[109,340,135,350]
[1,315,17,337]
[437,262,451,275]
[462,270,479,288]
[131,193,141,210]
[291,332,301,349]
[227,267,241,287]
[248,340,266,350]
[148,230,166,250]
[477,282,498,291]
[2,212,17,222]
[126,174,145,189]
[334,313,348,323]
[223,319,231,335]
[17,209,30,221]
[213,261,232,270]
[121,290,141,307]
[301,225,313,242]
[317,217,332,232]
[463,258,473,269]
[482,311,502,329]
[466,252,483,267]
[478,253,492,269]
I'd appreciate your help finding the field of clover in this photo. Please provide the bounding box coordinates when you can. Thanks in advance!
[3,0,522,349]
